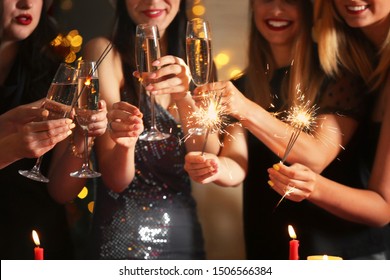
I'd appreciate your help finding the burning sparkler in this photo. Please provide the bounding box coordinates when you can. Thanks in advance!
[281,100,318,163]
[181,87,231,151]
[274,95,318,210]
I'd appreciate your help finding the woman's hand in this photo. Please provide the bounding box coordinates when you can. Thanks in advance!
[107,101,144,148]
[86,100,108,137]
[0,99,47,137]
[193,81,249,119]
[267,162,318,202]
[184,151,220,184]
[135,55,191,100]
[16,118,75,159]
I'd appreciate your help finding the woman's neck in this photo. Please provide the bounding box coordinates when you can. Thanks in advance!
[0,41,18,85]
[270,44,294,68]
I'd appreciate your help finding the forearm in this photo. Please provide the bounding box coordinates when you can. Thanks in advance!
[213,156,246,187]
[48,138,88,204]
[309,175,390,226]
[0,134,20,169]
[99,142,136,193]
[241,101,349,172]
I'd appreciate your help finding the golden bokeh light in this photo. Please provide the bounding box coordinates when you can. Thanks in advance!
[192,5,206,16]
[88,201,95,213]
[229,68,242,79]
[77,186,88,199]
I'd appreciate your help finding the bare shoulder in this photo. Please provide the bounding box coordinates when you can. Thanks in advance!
[83,37,115,60]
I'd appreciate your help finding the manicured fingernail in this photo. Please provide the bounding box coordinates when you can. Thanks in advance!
[69,123,76,129]
[273,164,280,171]
[152,60,161,65]
[268,180,274,187]
[67,130,73,136]
[145,85,153,91]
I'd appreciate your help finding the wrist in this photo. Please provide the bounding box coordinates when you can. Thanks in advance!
[173,91,190,102]
[68,133,94,158]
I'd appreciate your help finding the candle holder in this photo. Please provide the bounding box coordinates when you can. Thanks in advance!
[307,255,343,260]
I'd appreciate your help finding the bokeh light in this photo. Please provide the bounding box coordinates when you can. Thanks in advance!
[192,5,206,16]
[88,201,95,213]
[77,186,88,199]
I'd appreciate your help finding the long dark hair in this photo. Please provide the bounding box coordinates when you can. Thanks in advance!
[112,0,188,105]
[20,0,61,101]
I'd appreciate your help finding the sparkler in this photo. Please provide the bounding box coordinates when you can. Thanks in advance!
[68,42,113,115]
[281,100,318,163]
[274,97,318,210]
[184,87,228,154]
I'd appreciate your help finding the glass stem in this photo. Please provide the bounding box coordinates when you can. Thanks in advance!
[83,130,90,169]
[32,156,43,171]
[150,93,157,130]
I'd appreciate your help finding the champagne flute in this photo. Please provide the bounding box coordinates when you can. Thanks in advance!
[135,23,170,141]
[70,61,101,178]
[19,63,79,183]
[186,18,212,135]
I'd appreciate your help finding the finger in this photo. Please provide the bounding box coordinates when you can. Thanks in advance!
[112,102,142,117]
[193,81,227,95]
[16,107,48,124]
[24,118,74,134]
[152,55,183,67]
[185,153,207,164]
[153,64,185,80]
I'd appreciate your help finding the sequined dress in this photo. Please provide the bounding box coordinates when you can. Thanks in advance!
[88,95,205,259]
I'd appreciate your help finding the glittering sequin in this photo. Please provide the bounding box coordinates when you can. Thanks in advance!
[89,95,205,259]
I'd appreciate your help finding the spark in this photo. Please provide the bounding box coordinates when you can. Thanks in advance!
[275,86,318,209]
[274,185,296,211]
[180,88,233,148]
[281,99,318,163]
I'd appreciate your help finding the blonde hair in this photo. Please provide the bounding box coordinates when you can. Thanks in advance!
[244,0,323,110]
[314,0,390,91]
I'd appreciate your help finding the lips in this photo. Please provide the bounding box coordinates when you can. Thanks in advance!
[142,9,164,19]
[266,19,292,31]
[15,14,32,25]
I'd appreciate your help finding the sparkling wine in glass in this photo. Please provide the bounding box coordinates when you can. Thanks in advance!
[70,61,101,178]
[19,63,78,183]
[135,23,170,141]
[186,18,212,135]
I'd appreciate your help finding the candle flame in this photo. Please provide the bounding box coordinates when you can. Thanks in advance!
[32,230,40,247]
[288,225,297,239]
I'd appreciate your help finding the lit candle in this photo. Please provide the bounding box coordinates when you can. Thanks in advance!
[288,225,299,260]
[307,255,343,260]
[32,230,44,260]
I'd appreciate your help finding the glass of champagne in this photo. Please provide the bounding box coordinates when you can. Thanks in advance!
[19,63,79,183]
[186,18,212,135]
[135,23,170,141]
[69,60,101,178]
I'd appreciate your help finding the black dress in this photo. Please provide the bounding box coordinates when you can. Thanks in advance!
[235,68,389,260]
[0,54,73,259]
[87,94,205,259]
